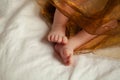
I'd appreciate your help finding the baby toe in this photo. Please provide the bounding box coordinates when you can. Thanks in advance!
[63,49,73,65]
[62,36,68,44]
[54,35,59,42]
[65,57,72,66]
[57,36,63,43]
[51,35,55,42]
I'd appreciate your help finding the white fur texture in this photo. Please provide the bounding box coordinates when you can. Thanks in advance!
[0,0,120,80]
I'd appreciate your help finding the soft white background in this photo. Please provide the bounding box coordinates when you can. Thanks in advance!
[0,0,120,80]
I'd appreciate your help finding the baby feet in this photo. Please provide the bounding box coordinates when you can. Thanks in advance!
[55,44,73,65]
[48,25,72,65]
[47,25,68,44]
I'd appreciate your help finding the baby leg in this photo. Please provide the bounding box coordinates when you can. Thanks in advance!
[55,30,96,65]
[48,9,68,44]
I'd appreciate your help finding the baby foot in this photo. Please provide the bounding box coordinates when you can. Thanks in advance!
[55,44,73,65]
[48,25,68,44]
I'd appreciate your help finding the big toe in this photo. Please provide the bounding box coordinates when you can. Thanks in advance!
[61,48,73,65]
[65,56,72,65]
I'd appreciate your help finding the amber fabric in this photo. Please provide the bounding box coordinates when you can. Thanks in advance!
[49,0,120,34]
[39,0,120,54]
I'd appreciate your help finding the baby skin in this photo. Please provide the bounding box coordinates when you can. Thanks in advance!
[48,9,118,65]
[47,9,96,65]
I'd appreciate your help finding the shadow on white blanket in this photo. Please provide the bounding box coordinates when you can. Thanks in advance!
[0,0,120,80]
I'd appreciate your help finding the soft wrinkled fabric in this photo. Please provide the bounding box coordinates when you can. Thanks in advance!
[39,0,120,53]
[42,0,120,34]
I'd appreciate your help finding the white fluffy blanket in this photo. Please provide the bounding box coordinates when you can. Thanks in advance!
[0,0,120,80]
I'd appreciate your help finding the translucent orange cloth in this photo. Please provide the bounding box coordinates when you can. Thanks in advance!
[39,0,120,54]
[48,0,120,34]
